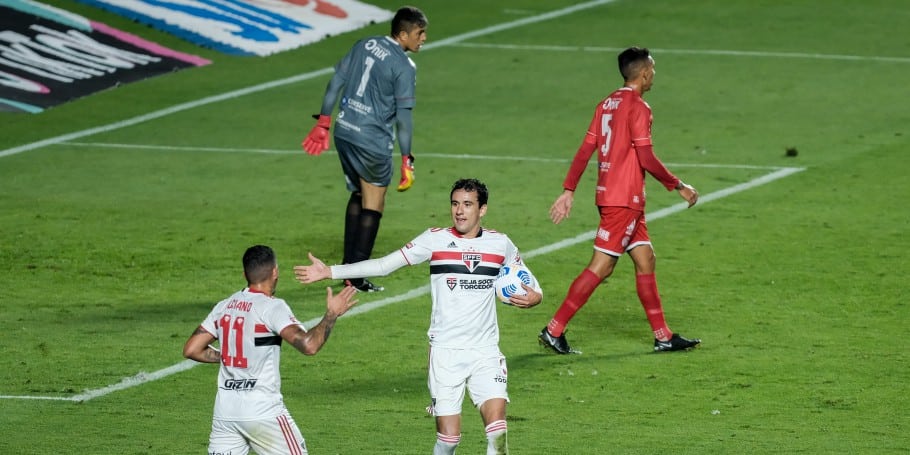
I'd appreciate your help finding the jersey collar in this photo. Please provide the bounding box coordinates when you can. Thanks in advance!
[244,287,272,297]
[449,226,484,238]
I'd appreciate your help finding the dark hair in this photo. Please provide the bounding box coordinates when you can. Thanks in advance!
[451,178,489,207]
[391,6,428,36]
[618,46,651,81]
[243,245,276,284]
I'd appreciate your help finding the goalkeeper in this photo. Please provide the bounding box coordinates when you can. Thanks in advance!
[301,6,427,292]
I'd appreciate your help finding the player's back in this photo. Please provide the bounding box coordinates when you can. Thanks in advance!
[204,289,297,420]
[334,36,416,150]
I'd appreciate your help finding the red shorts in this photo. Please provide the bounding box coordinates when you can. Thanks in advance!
[594,206,651,257]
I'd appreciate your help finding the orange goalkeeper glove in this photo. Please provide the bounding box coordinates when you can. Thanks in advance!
[302,115,331,155]
[397,154,415,192]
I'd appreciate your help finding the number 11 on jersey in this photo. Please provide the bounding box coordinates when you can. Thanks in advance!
[219,314,248,368]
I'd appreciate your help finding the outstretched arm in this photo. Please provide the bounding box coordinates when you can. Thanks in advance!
[282,286,358,355]
[294,251,410,284]
[294,252,333,283]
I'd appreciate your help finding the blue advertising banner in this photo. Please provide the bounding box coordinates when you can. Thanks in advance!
[0,0,211,113]
[70,0,394,56]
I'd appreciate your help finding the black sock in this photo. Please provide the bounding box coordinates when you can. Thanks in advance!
[343,192,362,265]
[351,209,382,264]
[343,203,382,288]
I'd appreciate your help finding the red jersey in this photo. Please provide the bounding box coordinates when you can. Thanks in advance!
[563,87,679,211]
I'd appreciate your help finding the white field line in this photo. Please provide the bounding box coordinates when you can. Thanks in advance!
[58,141,789,170]
[0,0,619,160]
[528,166,803,256]
[0,0,815,402]
[0,360,200,402]
[0,164,804,402]
[0,0,621,403]
[451,42,910,63]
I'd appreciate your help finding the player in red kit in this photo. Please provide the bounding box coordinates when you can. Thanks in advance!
[538,47,701,354]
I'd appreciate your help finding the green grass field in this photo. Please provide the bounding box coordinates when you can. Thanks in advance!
[2,0,909,453]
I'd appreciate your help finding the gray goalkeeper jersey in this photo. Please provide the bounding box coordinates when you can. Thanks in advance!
[330,35,416,154]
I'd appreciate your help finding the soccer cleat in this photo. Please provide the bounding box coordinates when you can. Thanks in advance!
[538,327,580,355]
[344,278,385,293]
[653,333,701,352]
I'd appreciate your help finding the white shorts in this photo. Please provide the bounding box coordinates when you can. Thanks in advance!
[428,345,509,416]
[208,412,308,455]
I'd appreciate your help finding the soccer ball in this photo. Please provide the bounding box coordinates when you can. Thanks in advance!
[494,263,536,304]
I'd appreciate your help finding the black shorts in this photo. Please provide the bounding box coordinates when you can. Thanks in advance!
[334,137,393,192]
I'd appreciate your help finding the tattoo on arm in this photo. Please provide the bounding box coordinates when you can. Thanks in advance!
[291,334,308,353]
[186,326,220,363]
[202,346,221,363]
[318,317,337,345]
[290,318,337,355]
[322,325,333,343]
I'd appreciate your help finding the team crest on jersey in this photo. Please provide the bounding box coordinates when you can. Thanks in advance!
[462,253,482,272]
[446,277,458,290]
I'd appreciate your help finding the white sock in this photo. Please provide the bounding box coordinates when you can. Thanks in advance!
[433,432,460,455]
[485,420,508,455]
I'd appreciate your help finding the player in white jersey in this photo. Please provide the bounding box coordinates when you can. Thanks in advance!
[293,179,543,455]
[183,245,357,455]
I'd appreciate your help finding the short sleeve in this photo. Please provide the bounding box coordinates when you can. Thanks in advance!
[262,298,305,333]
[200,308,220,337]
[399,229,434,265]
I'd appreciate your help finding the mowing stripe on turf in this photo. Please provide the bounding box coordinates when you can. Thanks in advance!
[0,0,621,401]
[0,165,804,402]
[57,141,790,170]
[0,0,619,160]
[527,167,804,257]
[451,43,910,63]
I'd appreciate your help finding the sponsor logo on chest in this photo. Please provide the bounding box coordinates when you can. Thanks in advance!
[221,378,257,391]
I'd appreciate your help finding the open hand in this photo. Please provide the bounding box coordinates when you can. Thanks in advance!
[294,252,332,283]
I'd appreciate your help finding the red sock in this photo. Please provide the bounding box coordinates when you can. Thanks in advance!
[548,269,601,337]
[636,273,672,340]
